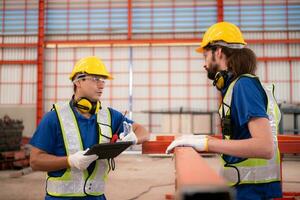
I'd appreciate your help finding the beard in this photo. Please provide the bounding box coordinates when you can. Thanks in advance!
[206,62,220,80]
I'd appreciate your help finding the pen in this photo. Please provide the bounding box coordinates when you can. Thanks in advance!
[110,110,128,143]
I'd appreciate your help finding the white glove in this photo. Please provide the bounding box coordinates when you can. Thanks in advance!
[119,121,138,145]
[67,149,98,170]
[166,135,208,154]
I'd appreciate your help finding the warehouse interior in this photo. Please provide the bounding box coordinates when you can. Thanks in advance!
[0,0,300,199]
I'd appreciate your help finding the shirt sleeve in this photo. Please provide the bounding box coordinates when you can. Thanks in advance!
[108,107,134,135]
[231,77,268,127]
[29,111,60,154]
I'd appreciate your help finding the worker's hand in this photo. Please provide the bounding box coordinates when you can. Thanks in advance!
[119,121,138,144]
[166,135,208,154]
[67,149,98,170]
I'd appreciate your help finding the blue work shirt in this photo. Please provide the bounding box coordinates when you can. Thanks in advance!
[30,102,133,200]
[221,76,282,199]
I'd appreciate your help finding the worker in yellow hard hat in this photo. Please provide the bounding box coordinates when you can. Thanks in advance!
[69,56,114,80]
[167,22,282,199]
[30,56,150,200]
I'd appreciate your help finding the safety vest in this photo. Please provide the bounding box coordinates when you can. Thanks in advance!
[46,102,112,197]
[219,74,281,186]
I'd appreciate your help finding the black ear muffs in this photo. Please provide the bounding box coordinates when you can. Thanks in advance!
[73,97,101,114]
[213,71,228,90]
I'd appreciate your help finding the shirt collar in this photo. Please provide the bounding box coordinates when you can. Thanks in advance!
[221,72,234,96]
[69,100,97,121]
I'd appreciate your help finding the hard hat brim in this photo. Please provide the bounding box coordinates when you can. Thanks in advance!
[195,46,204,53]
[105,75,114,80]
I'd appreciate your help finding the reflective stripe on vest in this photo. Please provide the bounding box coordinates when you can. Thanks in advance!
[46,102,112,197]
[218,74,281,186]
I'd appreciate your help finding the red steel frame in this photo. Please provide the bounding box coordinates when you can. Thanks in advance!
[1,0,300,124]
[44,38,300,46]
[36,0,45,125]
[217,0,224,22]
[127,0,132,40]
[0,0,38,107]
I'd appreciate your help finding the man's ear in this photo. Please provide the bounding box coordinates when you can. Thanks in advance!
[216,47,222,57]
[215,47,225,60]
[74,80,81,88]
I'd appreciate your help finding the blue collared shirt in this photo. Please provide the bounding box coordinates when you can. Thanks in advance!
[220,75,282,199]
[30,102,133,200]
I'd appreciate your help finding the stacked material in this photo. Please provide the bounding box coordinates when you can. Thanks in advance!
[0,115,29,170]
[0,115,24,152]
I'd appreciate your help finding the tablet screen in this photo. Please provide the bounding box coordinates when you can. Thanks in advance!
[84,141,133,159]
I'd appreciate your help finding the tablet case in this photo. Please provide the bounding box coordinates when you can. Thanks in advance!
[84,141,133,159]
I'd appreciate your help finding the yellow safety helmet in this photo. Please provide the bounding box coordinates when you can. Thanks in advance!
[69,56,113,80]
[196,22,246,53]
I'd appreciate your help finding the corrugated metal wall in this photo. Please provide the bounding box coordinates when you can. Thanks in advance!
[1,0,300,134]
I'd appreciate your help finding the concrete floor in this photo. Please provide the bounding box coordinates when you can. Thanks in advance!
[0,154,299,200]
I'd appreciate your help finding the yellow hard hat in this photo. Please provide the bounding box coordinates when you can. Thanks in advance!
[196,22,246,53]
[69,56,113,80]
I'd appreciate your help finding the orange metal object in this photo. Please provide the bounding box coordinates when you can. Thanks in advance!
[175,147,226,187]
[278,135,300,153]
[143,134,300,199]
[165,193,174,200]
[142,141,172,154]
[142,134,300,154]
[174,147,232,199]
[210,135,300,154]
[142,135,174,154]
[156,135,175,141]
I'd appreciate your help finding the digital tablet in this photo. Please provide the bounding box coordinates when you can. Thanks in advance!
[84,141,133,159]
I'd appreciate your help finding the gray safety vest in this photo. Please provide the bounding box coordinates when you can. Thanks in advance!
[46,102,112,197]
[219,74,281,186]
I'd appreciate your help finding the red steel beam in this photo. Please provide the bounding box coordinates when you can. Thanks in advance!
[0,60,37,65]
[44,38,300,46]
[36,0,45,125]
[277,135,300,154]
[217,0,224,22]
[210,135,300,154]
[257,57,300,61]
[282,192,300,198]
[142,141,172,154]
[156,135,175,141]
[142,135,300,154]
[127,0,132,39]
[1,57,299,66]
[142,135,174,154]
[0,43,37,48]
